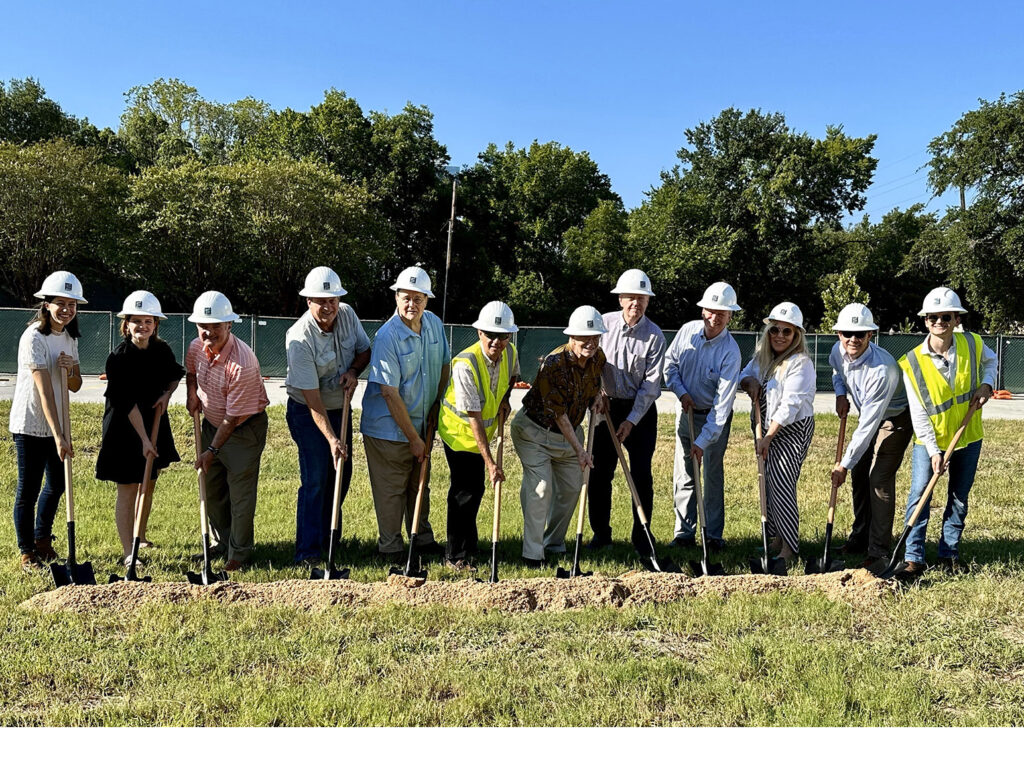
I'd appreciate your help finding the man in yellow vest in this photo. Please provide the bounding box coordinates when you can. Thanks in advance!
[896,287,995,578]
[438,301,520,570]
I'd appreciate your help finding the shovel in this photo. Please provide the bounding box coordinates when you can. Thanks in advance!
[185,410,228,585]
[110,414,160,583]
[806,415,848,575]
[602,410,680,573]
[876,404,978,581]
[50,367,96,588]
[556,409,598,579]
[488,409,509,583]
[389,419,436,580]
[748,394,787,576]
[686,407,725,577]
[311,394,352,580]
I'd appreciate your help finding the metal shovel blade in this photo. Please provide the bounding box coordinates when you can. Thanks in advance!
[50,559,96,588]
[185,566,229,585]
[109,569,152,584]
[688,558,725,577]
[639,553,681,573]
[389,563,427,580]
[555,564,594,578]
[749,554,788,576]
[805,555,845,575]
[310,565,351,580]
[876,559,909,581]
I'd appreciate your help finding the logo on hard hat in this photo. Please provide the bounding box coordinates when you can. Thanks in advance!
[640,281,647,288]
[135,300,143,308]
[933,297,941,304]
[64,282,72,291]
[494,316,501,325]
[204,307,212,316]
[852,316,859,324]
[323,282,331,290]
[587,320,594,328]
[712,295,719,302]
[410,276,417,283]
[780,308,788,314]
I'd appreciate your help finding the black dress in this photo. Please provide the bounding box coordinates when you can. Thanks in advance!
[95,338,185,485]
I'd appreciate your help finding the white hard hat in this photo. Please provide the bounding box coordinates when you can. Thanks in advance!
[118,290,167,320]
[696,281,741,311]
[188,291,241,324]
[34,271,88,304]
[299,266,347,298]
[563,305,608,337]
[832,303,877,332]
[390,266,434,297]
[764,302,804,331]
[611,269,655,297]
[472,301,518,333]
[918,286,967,316]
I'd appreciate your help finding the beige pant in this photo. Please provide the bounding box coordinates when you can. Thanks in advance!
[363,435,437,554]
[510,412,584,560]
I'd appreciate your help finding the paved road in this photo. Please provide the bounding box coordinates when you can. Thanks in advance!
[3,375,1022,420]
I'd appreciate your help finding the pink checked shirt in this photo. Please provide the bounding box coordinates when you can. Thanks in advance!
[186,334,269,427]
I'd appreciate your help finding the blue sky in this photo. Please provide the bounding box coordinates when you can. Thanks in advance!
[3,1,1022,221]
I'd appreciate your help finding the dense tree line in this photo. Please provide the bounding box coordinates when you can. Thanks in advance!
[2,77,1021,331]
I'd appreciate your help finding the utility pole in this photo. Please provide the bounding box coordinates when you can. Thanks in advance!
[441,177,458,323]
[960,185,966,211]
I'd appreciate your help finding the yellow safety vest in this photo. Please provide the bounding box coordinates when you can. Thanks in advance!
[438,341,517,453]
[898,332,984,451]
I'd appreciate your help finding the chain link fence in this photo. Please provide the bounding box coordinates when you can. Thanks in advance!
[2,307,1022,391]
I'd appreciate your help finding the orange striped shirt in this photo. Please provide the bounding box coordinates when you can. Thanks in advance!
[186,334,269,427]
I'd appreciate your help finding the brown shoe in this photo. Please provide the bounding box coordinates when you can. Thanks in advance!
[21,552,45,572]
[34,536,59,562]
[223,559,244,572]
[895,561,927,580]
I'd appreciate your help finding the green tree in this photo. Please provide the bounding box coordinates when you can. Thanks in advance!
[0,140,126,303]
[1,78,78,143]
[819,270,869,332]
[629,108,877,327]
[926,93,1024,330]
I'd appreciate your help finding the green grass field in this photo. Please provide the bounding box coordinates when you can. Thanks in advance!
[2,400,1023,725]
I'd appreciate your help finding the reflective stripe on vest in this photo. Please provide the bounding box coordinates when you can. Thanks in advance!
[438,341,517,453]
[899,332,984,451]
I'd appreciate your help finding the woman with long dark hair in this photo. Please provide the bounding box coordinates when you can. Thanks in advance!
[8,271,86,572]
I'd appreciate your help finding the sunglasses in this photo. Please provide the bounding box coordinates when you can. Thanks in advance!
[482,331,512,342]
[838,331,867,339]
[926,314,954,324]
[768,325,794,337]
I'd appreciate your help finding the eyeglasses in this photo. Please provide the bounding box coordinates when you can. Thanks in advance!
[768,325,794,337]
[926,314,954,324]
[482,331,512,342]
[573,336,601,347]
[838,331,867,339]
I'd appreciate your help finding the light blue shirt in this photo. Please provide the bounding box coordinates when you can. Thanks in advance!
[600,311,667,425]
[360,310,451,442]
[829,341,907,470]
[663,319,741,448]
[285,307,370,409]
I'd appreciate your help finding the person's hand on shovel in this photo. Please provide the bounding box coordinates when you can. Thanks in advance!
[142,437,158,460]
[755,434,772,460]
[186,390,203,417]
[835,395,850,419]
[972,384,993,407]
[152,390,173,418]
[330,436,348,467]
[831,463,848,488]
[340,368,360,400]
[615,420,634,443]
[691,443,704,465]
[55,434,74,461]
[576,446,594,471]
[486,458,505,485]
[679,393,695,413]
[195,448,215,473]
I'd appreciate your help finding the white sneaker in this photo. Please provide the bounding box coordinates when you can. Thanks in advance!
[124,554,147,568]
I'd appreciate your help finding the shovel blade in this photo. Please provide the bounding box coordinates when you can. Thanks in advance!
[108,572,152,584]
[690,558,725,577]
[805,556,845,575]
[389,564,427,580]
[50,562,70,588]
[311,566,351,580]
[640,553,680,573]
[876,560,907,581]
[51,559,96,587]
[185,567,229,585]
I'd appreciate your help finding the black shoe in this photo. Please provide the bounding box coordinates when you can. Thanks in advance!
[381,551,406,565]
[937,556,969,575]
[839,540,867,555]
[191,549,226,563]
[417,541,445,557]
[669,535,696,549]
[586,536,613,551]
[707,539,726,554]
[523,557,545,569]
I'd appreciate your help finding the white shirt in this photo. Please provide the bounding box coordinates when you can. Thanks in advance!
[8,325,79,437]
[740,352,816,427]
[904,334,997,457]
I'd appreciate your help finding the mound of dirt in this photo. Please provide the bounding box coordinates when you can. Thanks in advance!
[21,568,895,615]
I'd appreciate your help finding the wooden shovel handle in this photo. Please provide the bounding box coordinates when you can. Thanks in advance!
[825,415,849,523]
[572,409,600,536]
[61,368,75,522]
[750,391,770,523]
[328,392,351,532]
[686,407,708,529]
[192,410,210,536]
[491,409,508,543]
[409,417,436,537]
[132,414,162,539]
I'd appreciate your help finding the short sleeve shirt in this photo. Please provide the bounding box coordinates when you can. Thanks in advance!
[186,334,270,427]
[285,307,371,409]
[9,325,79,437]
[521,345,606,429]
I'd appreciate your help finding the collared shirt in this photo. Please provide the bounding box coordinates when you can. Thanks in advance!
[521,344,606,430]
[904,333,997,457]
[600,311,666,425]
[285,306,371,409]
[186,334,269,427]
[453,347,520,412]
[9,325,79,437]
[740,352,816,427]
[830,341,907,470]
[360,310,451,442]
[663,319,741,448]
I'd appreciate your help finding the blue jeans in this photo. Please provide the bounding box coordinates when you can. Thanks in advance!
[902,440,982,563]
[12,434,65,555]
[673,409,733,542]
[286,399,353,563]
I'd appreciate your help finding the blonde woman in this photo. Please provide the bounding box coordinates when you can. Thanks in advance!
[738,302,816,563]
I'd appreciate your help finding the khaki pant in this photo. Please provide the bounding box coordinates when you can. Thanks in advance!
[849,408,913,558]
[202,412,268,563]
[510,412,584,560]
[363,435,437,554]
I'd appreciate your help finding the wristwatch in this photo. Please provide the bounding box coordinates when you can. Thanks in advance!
[206,445,220,456]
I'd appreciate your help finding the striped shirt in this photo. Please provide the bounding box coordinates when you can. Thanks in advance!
[600,311,666,425]
[186,334,269,427]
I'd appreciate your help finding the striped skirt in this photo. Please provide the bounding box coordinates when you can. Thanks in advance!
[754,396,815,554]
